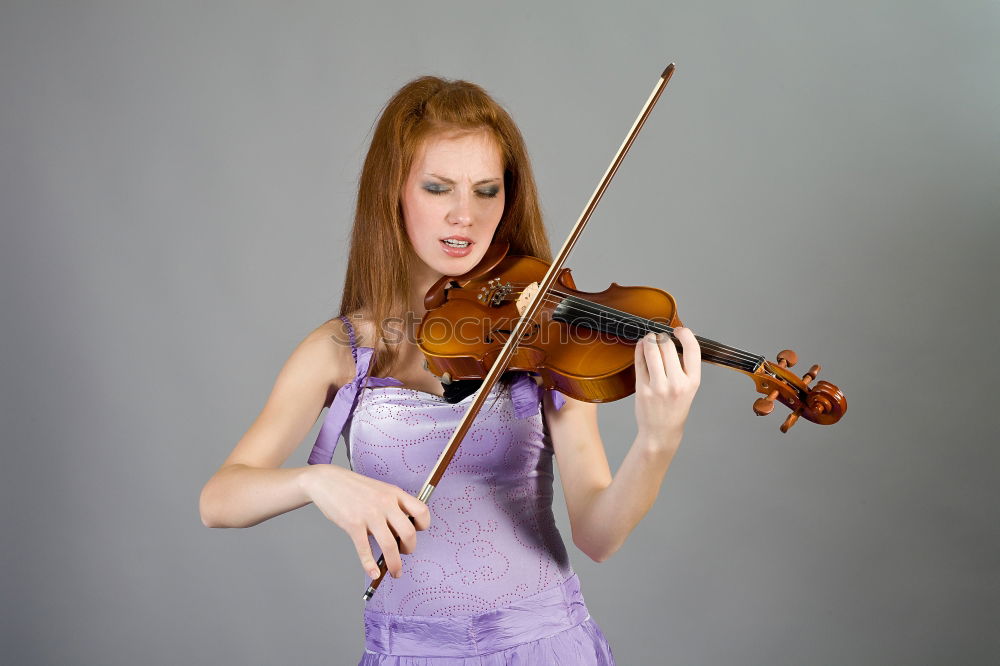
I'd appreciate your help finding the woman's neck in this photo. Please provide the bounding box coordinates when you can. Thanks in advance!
[407,266,444,324]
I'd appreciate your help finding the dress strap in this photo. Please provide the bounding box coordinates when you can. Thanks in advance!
[306,316,403,465]
[340,314,358,359]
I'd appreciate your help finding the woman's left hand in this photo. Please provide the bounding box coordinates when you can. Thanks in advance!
[633,328,701,446]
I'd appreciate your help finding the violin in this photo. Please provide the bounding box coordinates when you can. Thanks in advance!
[363,63,846,600]
[419,241,846,432]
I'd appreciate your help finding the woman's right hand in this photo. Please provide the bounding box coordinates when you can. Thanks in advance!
[302,465,430,580]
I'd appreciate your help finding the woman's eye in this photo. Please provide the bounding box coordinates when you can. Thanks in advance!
[422,184,500,198]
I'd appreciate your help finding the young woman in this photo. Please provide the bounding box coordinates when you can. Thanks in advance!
[200,75,701,664]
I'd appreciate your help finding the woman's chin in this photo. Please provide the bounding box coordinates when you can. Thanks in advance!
[434,250,483,274]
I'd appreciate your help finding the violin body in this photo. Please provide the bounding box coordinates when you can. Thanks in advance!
[421,248,680,403]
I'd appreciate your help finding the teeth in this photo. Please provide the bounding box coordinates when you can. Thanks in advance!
[442,239,470,247]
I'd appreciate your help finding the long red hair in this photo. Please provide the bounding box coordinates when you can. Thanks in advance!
[338,76,554,378]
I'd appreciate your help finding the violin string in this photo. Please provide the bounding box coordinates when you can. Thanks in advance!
[489,285,762,367]
[506,290,757,365]
[476,291,761,371]
[499,282,760,362]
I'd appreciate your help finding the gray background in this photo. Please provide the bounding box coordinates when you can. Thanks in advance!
[2,1,998,664]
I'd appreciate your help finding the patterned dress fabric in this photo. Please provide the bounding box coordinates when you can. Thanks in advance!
[306,316,614,664]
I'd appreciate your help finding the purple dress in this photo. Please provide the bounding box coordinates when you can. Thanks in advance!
[307,316,615,664]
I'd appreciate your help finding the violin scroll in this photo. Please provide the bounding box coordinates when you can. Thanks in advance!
[750,350,847,432]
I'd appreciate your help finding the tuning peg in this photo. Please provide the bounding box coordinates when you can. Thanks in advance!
[776,349,798,368]
[780,410,801,433]
[802,364,821,384]
[753,390,780,416]
[753,350,798,415]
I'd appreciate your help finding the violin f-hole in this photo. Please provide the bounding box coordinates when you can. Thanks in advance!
[486,323,539,344]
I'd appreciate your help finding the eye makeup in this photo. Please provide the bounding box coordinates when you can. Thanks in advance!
[422,183,501,199]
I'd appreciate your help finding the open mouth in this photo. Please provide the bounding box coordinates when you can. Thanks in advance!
[440,238,474,256]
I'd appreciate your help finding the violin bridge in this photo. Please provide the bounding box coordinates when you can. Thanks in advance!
[516,282,540,316]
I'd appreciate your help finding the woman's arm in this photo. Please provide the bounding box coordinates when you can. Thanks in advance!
[198,322,346,528]
[545,329,701,562]
[198,319,430,580]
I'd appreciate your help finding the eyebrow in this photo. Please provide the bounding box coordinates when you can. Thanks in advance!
[425,173,502,186]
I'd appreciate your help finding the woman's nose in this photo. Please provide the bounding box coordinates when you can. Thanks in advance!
[447,193,472,225]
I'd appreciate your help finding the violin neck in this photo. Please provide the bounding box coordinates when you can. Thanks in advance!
[551,295,764,374]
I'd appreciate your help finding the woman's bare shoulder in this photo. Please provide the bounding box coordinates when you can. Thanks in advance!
[211,317,361,471]
[314,310,380,371]
[307,316,355,390]
[326,311,380,348]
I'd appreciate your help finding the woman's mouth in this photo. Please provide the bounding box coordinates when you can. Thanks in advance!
[440,238,473,257]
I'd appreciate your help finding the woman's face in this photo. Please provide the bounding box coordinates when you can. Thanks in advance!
[401,130,505,280]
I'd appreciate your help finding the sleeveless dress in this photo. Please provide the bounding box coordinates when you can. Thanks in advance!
[307,315,615,664]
